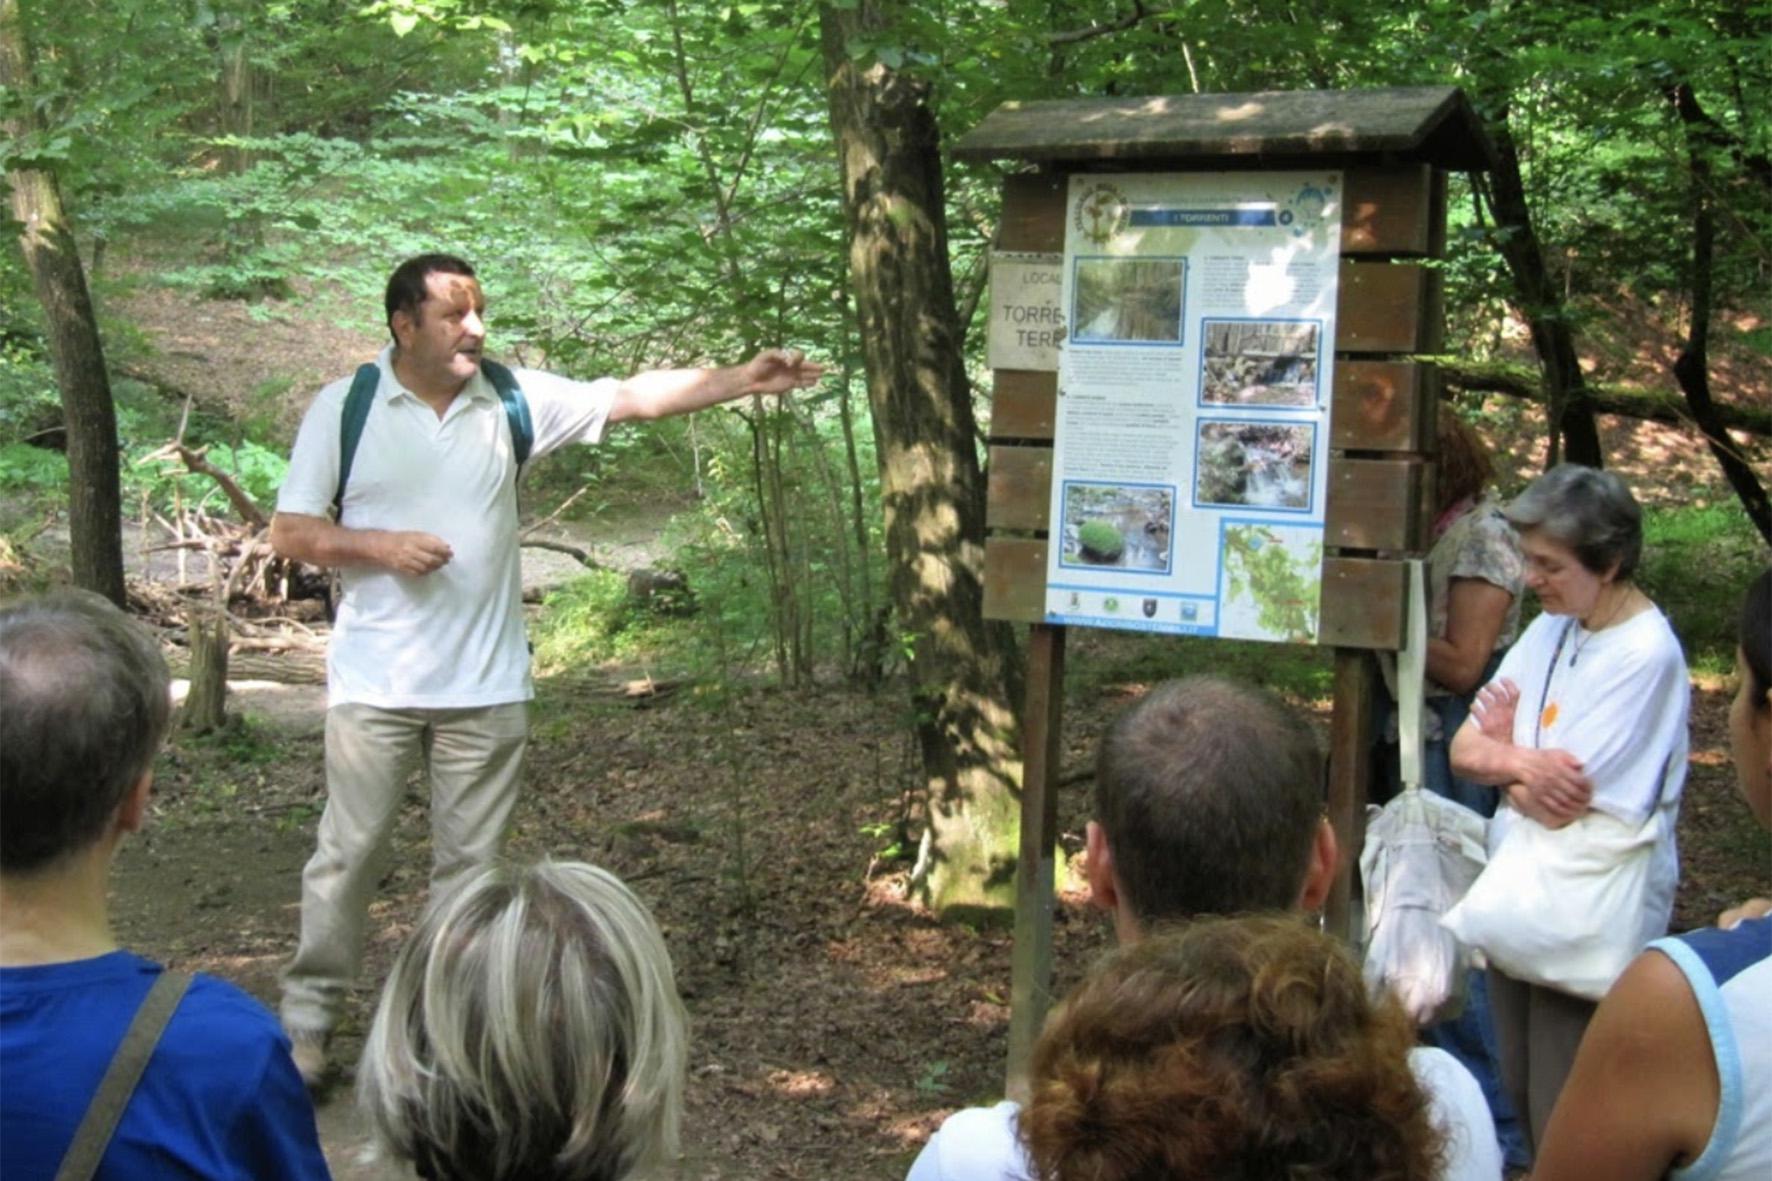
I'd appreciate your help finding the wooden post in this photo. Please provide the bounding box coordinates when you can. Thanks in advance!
[1005,622,1066,1102]
[181,609,229,734]
[1324,648,1376,939]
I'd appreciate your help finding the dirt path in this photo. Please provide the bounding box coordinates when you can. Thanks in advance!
[62,262,1772,1177]
[113,636,1768,1180]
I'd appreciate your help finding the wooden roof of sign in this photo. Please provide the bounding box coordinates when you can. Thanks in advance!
[952,86,1495,172]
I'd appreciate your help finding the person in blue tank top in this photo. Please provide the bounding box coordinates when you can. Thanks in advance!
[1533,567,1772,1181]
[0,592,331,1181]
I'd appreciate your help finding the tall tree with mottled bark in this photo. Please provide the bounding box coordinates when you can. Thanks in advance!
[1,0,125,604]
[820,0,1025,918]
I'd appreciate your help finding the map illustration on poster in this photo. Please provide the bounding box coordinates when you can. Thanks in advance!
[1043,171,1341,643]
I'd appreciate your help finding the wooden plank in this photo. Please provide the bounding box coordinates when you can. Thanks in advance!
[1325,649,1377,941]
[990,370,1058,440]
[1336,261,1436,354]
[1000,173,1068,253]
[984,537,1049,623]
[952,87,1494,172]
[1005,623,1066,1104]
[1330,361,1437,452]
[1341,165,1434,257]
[1325,457,1427,552]
[1319,557,1408,650]
[987,446,1053,533]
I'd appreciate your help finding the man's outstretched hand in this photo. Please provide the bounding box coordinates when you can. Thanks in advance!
[741,348,825,395]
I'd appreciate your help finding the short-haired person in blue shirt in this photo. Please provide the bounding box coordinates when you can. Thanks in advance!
[0,592,331,1180]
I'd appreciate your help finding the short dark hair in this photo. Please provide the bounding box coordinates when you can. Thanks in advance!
[384,253,476,344]
[1505,463,1643,580]
[0,592,171,873]
[1744,567,1772,709]
[1093,676,1323,922]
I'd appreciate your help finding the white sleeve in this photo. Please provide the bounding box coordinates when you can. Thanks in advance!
[513,367,618,460]
[275,379,349,518]
[904,1102,1033,1181]
[1409,1047,1502,1181]
[1542,616,1689,819]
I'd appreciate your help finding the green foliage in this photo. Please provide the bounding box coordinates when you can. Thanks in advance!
[531,569,646,672]
[0,339,60,445]
[124,441,289,517]
[1638,503,1768,677]
[0,442,68,491]
[184,712,282,766]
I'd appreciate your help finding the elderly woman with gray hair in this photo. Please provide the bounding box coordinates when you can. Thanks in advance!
[357,859,688,1181]
[1447,463,1689,1160]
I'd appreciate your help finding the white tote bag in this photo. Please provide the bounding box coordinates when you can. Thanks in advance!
[1361,558,1488,1024]
[1440,806,1666,1001]
[1361,786,1489,1024]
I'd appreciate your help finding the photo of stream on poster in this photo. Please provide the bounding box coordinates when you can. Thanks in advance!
[1043,171,1341,643]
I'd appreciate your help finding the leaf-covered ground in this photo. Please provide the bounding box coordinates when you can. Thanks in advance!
[76,268,1772,1178]
[111,633,1768,1180]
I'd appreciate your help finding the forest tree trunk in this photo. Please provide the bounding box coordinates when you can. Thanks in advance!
[821,0,1025,918]
[1,0,127,605]
[181,611,230,734]
[1667,82,1772,547]
[1477,102,1605,469]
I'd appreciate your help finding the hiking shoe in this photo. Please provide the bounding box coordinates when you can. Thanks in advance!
[288,1032,329,1091]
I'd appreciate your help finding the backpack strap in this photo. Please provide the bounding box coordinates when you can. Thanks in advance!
[333,360,530,522]
[480,359,533,471]
[53,970,192,1181]
[333,362,381,521]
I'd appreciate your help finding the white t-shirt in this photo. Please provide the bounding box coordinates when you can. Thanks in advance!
[906,1047,1501,1181]
[1482,605,1689,946]
[277,348,616,708]
[1488,605,1690,826]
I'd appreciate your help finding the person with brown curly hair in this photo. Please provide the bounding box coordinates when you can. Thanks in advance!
[904,677,1499,1181]
[1023,915,1446,1181]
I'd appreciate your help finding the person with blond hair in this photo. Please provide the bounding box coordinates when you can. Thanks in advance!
[357,859,687,1181]
[1024,916,1446,1181]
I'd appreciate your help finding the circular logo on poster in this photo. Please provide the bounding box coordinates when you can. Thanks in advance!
[1074,182,1131,246]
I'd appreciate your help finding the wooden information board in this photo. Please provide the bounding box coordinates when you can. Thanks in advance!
[954,85,1495,1096]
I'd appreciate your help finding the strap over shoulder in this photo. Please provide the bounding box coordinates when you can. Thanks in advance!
[333,360,532,522]
[333,362,382,521]
[53,970,193,1181]
[480,359,533,469]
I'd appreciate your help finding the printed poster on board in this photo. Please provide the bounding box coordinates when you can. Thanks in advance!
[1043,171,1341,644]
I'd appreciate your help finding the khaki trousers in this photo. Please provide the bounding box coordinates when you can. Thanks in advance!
[1487,966,1598,1156]
[280,701,528,1036]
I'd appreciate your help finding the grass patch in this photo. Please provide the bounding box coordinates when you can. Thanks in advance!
[1638,503,1767,676]
[529,568,695,678]
[1066,630,1334,705]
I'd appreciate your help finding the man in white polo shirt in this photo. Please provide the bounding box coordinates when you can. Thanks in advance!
[270,253,821,1085]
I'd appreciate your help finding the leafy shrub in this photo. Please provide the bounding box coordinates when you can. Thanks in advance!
[531,570,640,672]
[1638,503,1767,676]
[0,443,68,492]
